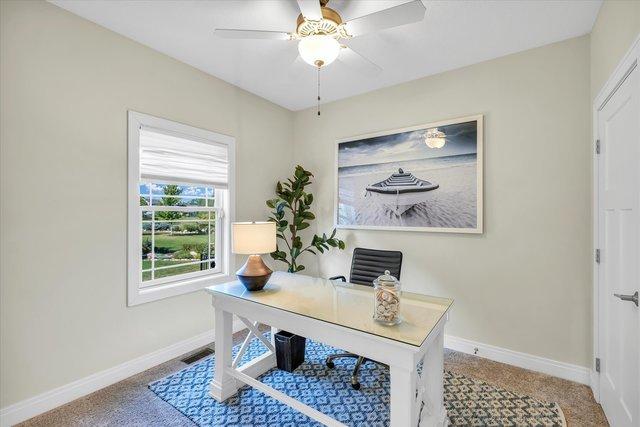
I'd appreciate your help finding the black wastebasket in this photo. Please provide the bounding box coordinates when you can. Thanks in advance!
[274,331,306,372]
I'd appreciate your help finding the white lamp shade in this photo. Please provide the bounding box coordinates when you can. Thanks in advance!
[232,222,277,255]
[298,35,341,67]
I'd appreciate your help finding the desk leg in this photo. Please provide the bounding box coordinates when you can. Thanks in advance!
[390,365,418,426]
[417,330,447,426]
[209,307,238,401]
[390,329,446,427]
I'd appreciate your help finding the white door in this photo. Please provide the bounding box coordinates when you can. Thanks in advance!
[597,63,640,427]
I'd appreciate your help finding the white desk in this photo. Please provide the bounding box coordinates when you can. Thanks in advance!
[205,272,452,426]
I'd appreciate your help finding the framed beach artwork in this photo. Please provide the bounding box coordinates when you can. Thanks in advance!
[335,115,483,233]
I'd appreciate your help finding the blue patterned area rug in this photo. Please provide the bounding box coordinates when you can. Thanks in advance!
[149,336,566,426]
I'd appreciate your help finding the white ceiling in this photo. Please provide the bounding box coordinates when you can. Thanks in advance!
[50,0,602,111]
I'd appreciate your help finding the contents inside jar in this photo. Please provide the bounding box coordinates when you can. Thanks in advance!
[374,287,400,324]
[373,270,401,325]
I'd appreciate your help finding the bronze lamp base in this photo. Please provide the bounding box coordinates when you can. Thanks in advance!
[236,254,273,291]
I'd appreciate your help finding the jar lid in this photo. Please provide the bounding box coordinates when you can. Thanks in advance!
[373,270,399,287]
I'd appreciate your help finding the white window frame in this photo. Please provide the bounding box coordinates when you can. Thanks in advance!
[127,111,235,306]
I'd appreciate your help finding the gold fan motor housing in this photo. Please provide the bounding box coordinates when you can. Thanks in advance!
[296,7,343,37]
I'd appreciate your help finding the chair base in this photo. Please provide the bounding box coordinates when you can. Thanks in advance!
[325,353,383,390]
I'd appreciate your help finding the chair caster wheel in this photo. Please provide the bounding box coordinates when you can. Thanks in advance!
[351,382,361,390]
[326,361,335,369]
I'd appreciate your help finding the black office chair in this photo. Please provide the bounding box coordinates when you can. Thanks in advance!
[326,247,403,390]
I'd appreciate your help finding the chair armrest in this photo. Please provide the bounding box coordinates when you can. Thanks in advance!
[329,275,346,282]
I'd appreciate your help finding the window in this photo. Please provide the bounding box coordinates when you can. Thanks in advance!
[140,182,219,283]
[128,111,235,306]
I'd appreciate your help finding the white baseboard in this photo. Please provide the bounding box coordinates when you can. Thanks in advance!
[0,319,246,427]
[444,334,591,385]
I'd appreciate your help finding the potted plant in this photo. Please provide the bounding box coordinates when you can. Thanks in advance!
[266,166,345,371]
[266,165,345,273]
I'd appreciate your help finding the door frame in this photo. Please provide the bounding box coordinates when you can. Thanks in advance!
[592,33,640,403]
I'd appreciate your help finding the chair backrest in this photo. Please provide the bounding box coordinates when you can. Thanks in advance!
[349,247,403,287]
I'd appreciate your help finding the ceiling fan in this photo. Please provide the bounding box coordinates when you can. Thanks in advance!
[214,0,427,71]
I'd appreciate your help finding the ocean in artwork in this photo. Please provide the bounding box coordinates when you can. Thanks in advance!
[337,120,479,230]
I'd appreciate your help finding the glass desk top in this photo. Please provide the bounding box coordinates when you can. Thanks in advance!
[206,271,453,347]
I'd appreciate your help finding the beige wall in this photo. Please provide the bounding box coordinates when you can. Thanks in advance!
[0,0,292,407]
[3,0,631,411]
[293,36,592,367]
[590,0,640,99]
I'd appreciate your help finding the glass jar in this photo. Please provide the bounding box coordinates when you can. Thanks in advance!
[373,270,401,325]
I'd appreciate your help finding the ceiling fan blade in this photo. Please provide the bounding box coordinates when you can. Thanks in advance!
[344,0,426,37]
[296,0,322,21]
[338,45,382,75]
[214,29,291,40]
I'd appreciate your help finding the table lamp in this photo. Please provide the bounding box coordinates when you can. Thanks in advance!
[232,221,276,291]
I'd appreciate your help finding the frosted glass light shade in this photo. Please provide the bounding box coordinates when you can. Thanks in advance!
[232,222,276,255]
[298,35,340,67]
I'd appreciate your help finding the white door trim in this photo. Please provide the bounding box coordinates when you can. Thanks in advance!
[592,32,640,403]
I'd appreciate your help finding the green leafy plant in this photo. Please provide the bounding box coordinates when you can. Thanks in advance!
[156,185,183,220]
[142,237,152,256]
[267,165,345,273]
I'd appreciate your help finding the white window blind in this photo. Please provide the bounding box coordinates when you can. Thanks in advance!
[139,126,229,188]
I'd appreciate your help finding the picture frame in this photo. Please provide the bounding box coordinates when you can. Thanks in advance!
[334,114,483,234]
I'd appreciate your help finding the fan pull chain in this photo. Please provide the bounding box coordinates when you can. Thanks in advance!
[317,65,321,117]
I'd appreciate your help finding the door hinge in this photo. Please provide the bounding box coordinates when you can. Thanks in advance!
[595,357,600,373]
[596,139,601,154]
[595,249,600,264]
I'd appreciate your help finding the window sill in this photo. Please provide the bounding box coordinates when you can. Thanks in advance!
[127,271,233,306]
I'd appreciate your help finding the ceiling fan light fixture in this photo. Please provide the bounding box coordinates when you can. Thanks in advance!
[298,34,340,67]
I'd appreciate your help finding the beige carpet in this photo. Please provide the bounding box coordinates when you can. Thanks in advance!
[18,329,607,426]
